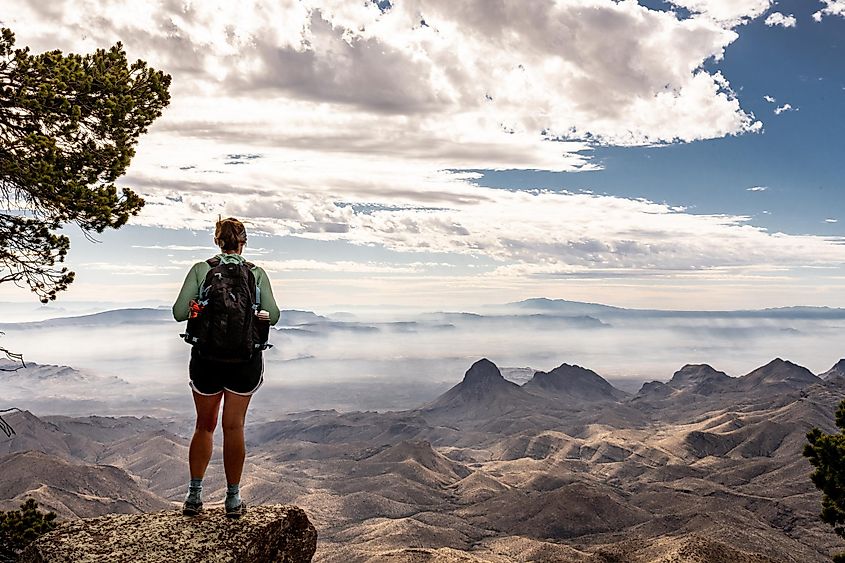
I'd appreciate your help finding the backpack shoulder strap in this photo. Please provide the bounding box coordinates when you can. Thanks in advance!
[240,262,259,305]
[198,257,222,300]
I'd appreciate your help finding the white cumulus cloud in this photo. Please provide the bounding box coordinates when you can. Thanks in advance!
[123,153,845,278]
[814,0,845,21]
[764,12,797,27]
[7,0,760,153]
[668,0,772,26]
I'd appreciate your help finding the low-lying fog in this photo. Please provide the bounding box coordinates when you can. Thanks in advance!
[1,299,843,421]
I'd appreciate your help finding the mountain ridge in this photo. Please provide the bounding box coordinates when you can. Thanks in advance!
[506,297,845,318]
[4,297,845,329]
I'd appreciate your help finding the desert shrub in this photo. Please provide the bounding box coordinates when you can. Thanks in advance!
[0,499,56,561]
[804,399,845,562]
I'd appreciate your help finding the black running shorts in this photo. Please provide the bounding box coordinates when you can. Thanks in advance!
[189,349,264,396]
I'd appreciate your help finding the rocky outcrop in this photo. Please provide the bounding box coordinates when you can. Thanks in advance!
[20,504,317,563]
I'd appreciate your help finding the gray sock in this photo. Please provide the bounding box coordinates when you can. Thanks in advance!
[225,483,241,510]
[186,478,203,504]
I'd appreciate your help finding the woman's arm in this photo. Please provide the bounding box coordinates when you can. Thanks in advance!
[256,268,281,325]
[172,263,203,321]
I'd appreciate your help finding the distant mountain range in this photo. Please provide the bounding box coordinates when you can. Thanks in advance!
[507,297,845,318]
[0,308,172,330]
[3,297,845,331]
[636,358,822,399]
[425,356,839,416]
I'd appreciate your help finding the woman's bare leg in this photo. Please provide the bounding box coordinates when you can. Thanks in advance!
[189,391,223,479]
[221,390,252,485]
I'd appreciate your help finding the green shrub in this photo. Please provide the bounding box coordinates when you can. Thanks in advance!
[0,499,56,560]
[804,399,845,562]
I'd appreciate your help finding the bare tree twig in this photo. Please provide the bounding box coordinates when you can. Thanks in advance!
[0,407,22,438]
[0,331,25,372]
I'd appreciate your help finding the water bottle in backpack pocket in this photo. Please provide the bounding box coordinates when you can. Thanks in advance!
[181,257,271,362]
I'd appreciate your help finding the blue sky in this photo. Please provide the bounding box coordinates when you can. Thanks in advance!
[483,0,845,237]
[3,0,845,312]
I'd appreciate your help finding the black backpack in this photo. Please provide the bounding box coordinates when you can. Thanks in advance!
[181,257,270,362]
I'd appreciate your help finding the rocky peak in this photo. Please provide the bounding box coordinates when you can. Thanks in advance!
[669,364,723,383]
[444,358,523,402]
[636,380,671,397]
[821,359,845,380]
[740,358,820,390]
[524,363,624,401]
[667,364,731,394]
[462,358,508,388]
[21,504,317,563]
[423,358,531,417]
[529,363,599,386]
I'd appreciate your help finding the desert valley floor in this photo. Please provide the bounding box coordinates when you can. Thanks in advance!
[3,356,845,562]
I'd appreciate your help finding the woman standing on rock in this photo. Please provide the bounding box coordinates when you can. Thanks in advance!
[172,217,280,519]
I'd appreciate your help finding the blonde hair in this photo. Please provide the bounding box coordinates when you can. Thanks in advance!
[214,217,247,251]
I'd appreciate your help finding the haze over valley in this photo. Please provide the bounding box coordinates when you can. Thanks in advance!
[1,297,843,419]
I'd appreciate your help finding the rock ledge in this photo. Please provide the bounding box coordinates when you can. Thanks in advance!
[21,504,317,563]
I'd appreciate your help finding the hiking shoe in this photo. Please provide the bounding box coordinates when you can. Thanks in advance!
[225,502,247,520]
[182,499,203,516]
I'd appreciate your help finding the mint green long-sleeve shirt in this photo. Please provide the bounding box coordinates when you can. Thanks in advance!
[172,253,280,325]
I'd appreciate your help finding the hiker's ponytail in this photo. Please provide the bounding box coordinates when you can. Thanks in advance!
[215,217,247,251]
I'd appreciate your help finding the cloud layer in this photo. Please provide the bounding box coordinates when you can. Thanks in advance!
[12,0,758,150]
[6,0,844,304]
